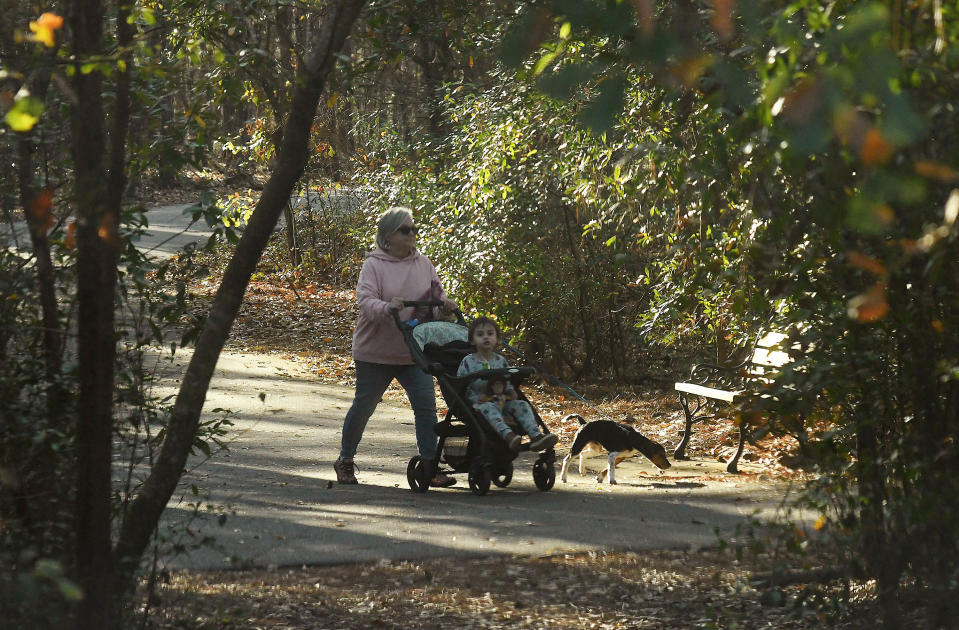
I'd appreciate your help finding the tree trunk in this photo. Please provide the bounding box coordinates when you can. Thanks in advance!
[560,201,595,375]
[15,54,63,390]
[857,416,902,629]
[113,0,369,589]
[71,0,119,626]
[285,203,301,266]
[18,145,62,379]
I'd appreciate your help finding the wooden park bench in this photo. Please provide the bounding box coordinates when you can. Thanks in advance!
[673,331,793,472]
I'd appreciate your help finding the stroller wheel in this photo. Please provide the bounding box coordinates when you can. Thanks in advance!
[492,461,513,488]
[407,456,431,493]
[532,459,555,492]
[468,461,491,496]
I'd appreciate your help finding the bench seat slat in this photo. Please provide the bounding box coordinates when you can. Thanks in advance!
[674,381,744,402]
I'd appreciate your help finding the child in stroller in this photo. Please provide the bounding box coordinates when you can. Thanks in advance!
[393,302,558,495]
[457,317,559,453]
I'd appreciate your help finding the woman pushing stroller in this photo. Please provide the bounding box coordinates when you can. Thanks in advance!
[333,206,458,487]
[457,317,559,453]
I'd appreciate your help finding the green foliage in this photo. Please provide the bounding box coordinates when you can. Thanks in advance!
[500,0,959,622]
[0,249,75,626]
[0,206,236,626]
[356,70,673,379]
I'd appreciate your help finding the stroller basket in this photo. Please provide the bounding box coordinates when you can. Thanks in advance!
[444,436,469,459]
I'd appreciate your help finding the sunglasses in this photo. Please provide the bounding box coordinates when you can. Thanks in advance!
[395,225,419,235]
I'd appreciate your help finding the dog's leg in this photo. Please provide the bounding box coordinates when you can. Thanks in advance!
[578,452,586,475]
[607,452,619,485]
[560,453,572,483]
[596,451,618,484]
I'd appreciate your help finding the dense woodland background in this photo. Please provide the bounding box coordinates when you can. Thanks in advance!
[2,1,957,628]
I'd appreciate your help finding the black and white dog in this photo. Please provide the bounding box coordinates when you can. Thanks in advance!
[560,414,671,484]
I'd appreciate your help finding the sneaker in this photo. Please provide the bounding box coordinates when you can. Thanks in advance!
[333,457,358,484]
[528,433,559,452]
[503,431,522,453]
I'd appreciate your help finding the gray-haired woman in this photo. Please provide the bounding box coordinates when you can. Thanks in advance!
[333,207,458,486]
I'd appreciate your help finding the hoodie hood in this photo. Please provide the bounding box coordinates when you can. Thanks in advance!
[367,246,421,263]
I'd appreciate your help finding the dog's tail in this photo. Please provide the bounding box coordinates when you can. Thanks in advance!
[564,413,587,426]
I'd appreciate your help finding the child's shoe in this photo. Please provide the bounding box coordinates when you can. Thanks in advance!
[529,433,559,452]
[503,431,522,452]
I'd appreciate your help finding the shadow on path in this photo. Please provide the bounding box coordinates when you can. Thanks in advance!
[154,349,803,571]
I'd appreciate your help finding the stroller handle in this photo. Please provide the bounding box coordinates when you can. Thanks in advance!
[390,300,466,326]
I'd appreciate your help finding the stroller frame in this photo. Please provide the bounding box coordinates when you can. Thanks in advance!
[392,302,557,495]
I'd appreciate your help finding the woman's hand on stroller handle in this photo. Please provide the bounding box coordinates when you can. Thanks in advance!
[390,299,464,324]
[402,298,459,313]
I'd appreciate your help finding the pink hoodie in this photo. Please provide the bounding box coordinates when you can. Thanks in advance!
[351,247,449,364]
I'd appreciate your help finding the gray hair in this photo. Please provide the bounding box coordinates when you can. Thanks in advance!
[375,206,413,251]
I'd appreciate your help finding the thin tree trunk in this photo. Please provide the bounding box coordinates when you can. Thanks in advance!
[851,326,902,630]
[857,417,902,629]
[109,0,133,211]
[560,202,595,375]
[113,0,369,589]
[15,55,63,388]
[72,0,119,626]
[18,144,62,378]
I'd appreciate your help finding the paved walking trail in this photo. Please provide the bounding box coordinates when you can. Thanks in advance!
[154,349,803,572]
[136,203,216,259]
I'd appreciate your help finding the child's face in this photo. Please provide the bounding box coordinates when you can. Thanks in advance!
[472,323,498,352]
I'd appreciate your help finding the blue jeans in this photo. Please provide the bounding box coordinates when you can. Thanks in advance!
[339,361,438,461]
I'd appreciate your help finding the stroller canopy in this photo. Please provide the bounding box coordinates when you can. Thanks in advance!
[411,321,468,350]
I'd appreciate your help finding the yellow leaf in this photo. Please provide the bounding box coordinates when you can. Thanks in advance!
[5,94,44,132]
[5,108,39,132]
[29,22,56,47]
[327,92,339,109]
[814,515,827,531]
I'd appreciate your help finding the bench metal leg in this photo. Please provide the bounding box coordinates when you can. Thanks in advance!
[674,392,698,460]
[726,421,748,473]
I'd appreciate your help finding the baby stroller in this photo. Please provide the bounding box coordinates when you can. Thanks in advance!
[392,301,557,496]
